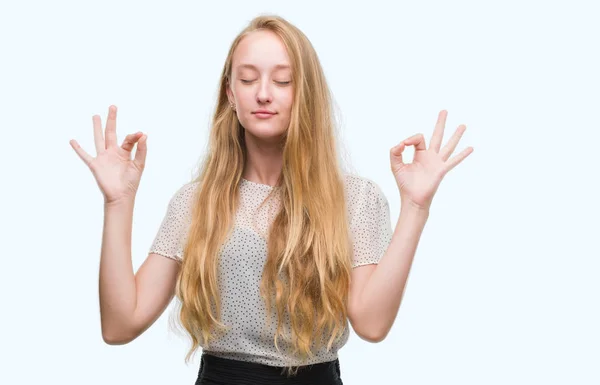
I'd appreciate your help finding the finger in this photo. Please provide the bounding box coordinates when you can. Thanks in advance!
[439,125,467,161]
[443,146,474,174]
[429,110,447,153]
[121,132,142,152]
[390,142,406,166]
[403,133,427,151]
[133,134,148,170]
[92,115,104,154]
[70,139,94,166]
[105,105,118,148]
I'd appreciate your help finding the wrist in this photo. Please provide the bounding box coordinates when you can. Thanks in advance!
[104,197,135,210]
[400,198,430,214]
[399,202,430,224]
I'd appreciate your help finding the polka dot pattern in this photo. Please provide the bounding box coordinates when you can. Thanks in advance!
[148,174,393,366]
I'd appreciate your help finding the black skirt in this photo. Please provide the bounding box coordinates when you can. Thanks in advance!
[195,352,344,385]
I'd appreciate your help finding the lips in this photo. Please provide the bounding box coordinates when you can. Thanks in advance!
[254,111,276,119]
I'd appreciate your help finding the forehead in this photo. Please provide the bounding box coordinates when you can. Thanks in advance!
[232,30,291,71]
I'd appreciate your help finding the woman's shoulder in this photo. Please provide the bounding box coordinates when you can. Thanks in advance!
[342,173,385,197]
[166,180,200,210]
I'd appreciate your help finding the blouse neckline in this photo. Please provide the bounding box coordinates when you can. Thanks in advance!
[241,178,276,189]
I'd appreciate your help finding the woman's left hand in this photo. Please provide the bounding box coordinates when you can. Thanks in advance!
[390,110,474,211]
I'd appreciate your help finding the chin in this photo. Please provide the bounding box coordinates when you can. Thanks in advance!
[243,125,287,141]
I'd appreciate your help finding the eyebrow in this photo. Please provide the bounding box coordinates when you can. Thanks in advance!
[237,63,291,70]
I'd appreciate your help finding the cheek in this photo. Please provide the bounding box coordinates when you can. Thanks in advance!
[235,89,255,106]
[279,91,294,112]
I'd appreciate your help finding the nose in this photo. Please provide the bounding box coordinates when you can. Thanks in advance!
[256,80,273,104]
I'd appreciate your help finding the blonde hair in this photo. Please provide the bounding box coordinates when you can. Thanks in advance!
[173,14,354,377]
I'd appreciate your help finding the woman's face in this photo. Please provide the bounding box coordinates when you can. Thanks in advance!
[226,30,294,143]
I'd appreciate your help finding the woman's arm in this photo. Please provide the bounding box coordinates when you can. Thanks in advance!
[349,205,428,341]
[99,198,180,344]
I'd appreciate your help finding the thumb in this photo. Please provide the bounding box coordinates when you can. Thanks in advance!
[390,142,406,167]
[133,134,147,169]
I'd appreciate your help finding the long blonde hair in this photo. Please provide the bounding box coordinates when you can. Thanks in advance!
[174,14,354,376]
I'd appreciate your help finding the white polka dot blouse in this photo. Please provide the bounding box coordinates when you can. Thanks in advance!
[148,173,393,367]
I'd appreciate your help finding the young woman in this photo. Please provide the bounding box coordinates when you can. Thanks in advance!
[70,14,473,385]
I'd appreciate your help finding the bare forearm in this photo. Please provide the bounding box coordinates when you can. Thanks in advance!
[99,198,137,343]
[360,205,429,339]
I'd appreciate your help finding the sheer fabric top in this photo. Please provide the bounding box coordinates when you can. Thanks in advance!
[148,174,393,367]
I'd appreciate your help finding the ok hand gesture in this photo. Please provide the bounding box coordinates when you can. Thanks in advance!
[70,105,147,205]
[390,110,473,211]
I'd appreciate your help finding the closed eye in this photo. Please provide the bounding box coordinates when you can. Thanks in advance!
[240,79,291,85]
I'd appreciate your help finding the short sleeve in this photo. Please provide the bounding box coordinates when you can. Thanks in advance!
[148,182,197,262]
[346,177,393,268]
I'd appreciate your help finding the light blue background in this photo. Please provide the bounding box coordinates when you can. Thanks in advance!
[1,0,598,384]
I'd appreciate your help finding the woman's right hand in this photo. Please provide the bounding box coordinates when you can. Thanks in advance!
[70,105,148,205]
